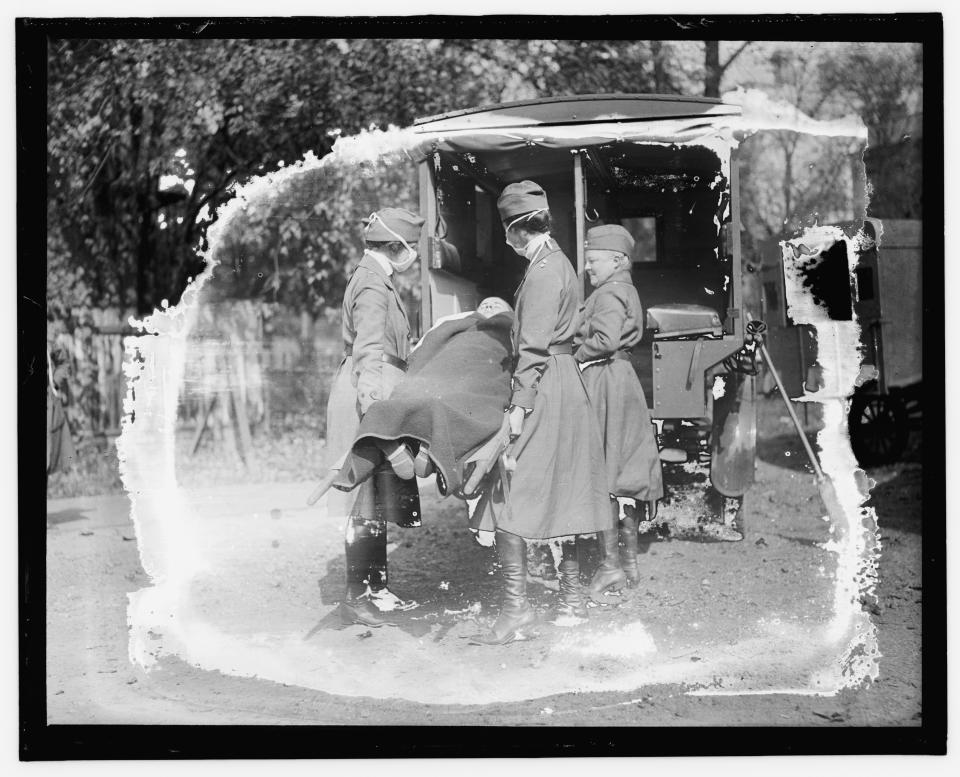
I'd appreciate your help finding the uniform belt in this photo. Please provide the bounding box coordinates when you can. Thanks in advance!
[547,343,573,356]
[343,347,408,371]
[380,353,408,371]
[582,350,634,368]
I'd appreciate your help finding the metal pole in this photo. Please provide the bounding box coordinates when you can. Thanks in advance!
[573,150,586,303]
[796,324,809,426]
[729,148,743,341]
[418,160,435,333]
[758,341,824,481]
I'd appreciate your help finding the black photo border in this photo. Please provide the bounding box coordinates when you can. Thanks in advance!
[19,12,946,759]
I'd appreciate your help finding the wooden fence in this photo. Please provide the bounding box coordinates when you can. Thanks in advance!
[50,308,135,441]
[53,305,344,450]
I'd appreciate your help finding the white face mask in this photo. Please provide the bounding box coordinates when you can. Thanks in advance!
[507,231,551,260]
[504,209,549,258]
[368,212,419,273]
[390,246,418,273]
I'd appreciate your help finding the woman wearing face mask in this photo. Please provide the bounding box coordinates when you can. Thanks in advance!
[576,225,664,602]
[470,181,610,645]
[325,207,424,627]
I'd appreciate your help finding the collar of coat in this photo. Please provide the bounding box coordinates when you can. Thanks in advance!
[359,252,395,288]
[521,236,560,275]
[596,268,634,288]
[515,237,562,295]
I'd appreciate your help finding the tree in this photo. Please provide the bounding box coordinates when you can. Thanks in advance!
[729,41,923,240]
[207,148,420,319]
[819,43,923,218]
[47,39,502,317]
[48,39,344,314]
[734,43,864,240]
[703,41,751,98]
[48,38,671,321]
[201,39,675,323]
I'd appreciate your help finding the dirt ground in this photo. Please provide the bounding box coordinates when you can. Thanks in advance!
[44,397,923,728]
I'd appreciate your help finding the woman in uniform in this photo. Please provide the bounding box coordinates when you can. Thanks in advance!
[325,207,424,627]
[575,224,664,601]
[470,181,610,645]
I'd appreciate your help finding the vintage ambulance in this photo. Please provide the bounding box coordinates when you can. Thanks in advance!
[411,94,758,539]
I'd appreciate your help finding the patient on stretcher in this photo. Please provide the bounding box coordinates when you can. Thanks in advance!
[323,297,515,499]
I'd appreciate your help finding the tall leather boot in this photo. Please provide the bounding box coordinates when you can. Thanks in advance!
[552,538,587,620]
[340,509,393,628]
[619,504,641,588]
[470,530,538,645]
[587,501,627,604]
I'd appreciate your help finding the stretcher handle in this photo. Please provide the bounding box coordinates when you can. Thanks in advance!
[307,469,340,506]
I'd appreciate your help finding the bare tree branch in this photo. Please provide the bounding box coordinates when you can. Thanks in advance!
[720,41,751,74]
[76,139,116,202]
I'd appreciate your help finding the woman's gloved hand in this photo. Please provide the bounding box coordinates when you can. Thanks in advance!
[461,413,512,496]
[507,405,526,439]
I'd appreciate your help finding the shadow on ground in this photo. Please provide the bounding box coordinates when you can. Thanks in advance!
[46,508,91,527]
[312,505,620,642]
[756,433,818,474]
[866,464,923,535]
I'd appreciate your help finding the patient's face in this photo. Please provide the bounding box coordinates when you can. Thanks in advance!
[477,297,511,318]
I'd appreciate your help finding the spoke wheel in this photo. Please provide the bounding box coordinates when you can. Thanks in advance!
[849,393,908,466]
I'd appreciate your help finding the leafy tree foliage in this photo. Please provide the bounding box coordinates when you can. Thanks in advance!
[819,43,923,218]
[735,43,869,241]
[48,38,669,320]
[49,38,922,319]
[51,39,314,313]
[731,41,923,242]
[208,150,419,321]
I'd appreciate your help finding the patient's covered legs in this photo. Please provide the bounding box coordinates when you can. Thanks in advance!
[413,443,434,478]
[380,440,415,480]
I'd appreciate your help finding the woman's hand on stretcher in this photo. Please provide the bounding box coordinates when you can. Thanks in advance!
[507,405,526,439]
[461,413,513,496]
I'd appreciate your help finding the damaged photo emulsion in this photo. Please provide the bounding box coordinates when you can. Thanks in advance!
[117,93,880,706]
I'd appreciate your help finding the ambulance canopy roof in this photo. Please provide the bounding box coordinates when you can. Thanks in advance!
[411,94,741,183]
[414,94,740,132]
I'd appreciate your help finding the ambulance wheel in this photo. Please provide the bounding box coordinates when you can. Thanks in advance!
[848,393,908,466]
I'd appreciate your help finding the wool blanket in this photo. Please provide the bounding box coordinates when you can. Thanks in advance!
[331,311,514,496]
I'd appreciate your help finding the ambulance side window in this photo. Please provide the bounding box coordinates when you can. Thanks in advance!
[618,216,658,264]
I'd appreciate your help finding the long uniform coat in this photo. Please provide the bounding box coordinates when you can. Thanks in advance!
[575,269,664,501]
[46,344,76,474]
[475,240,610,540]
[325,253,411,520]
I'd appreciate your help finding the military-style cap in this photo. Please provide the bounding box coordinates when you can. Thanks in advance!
[362,207,425,243]
[586,224,635,256]
[497,180,549,222]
